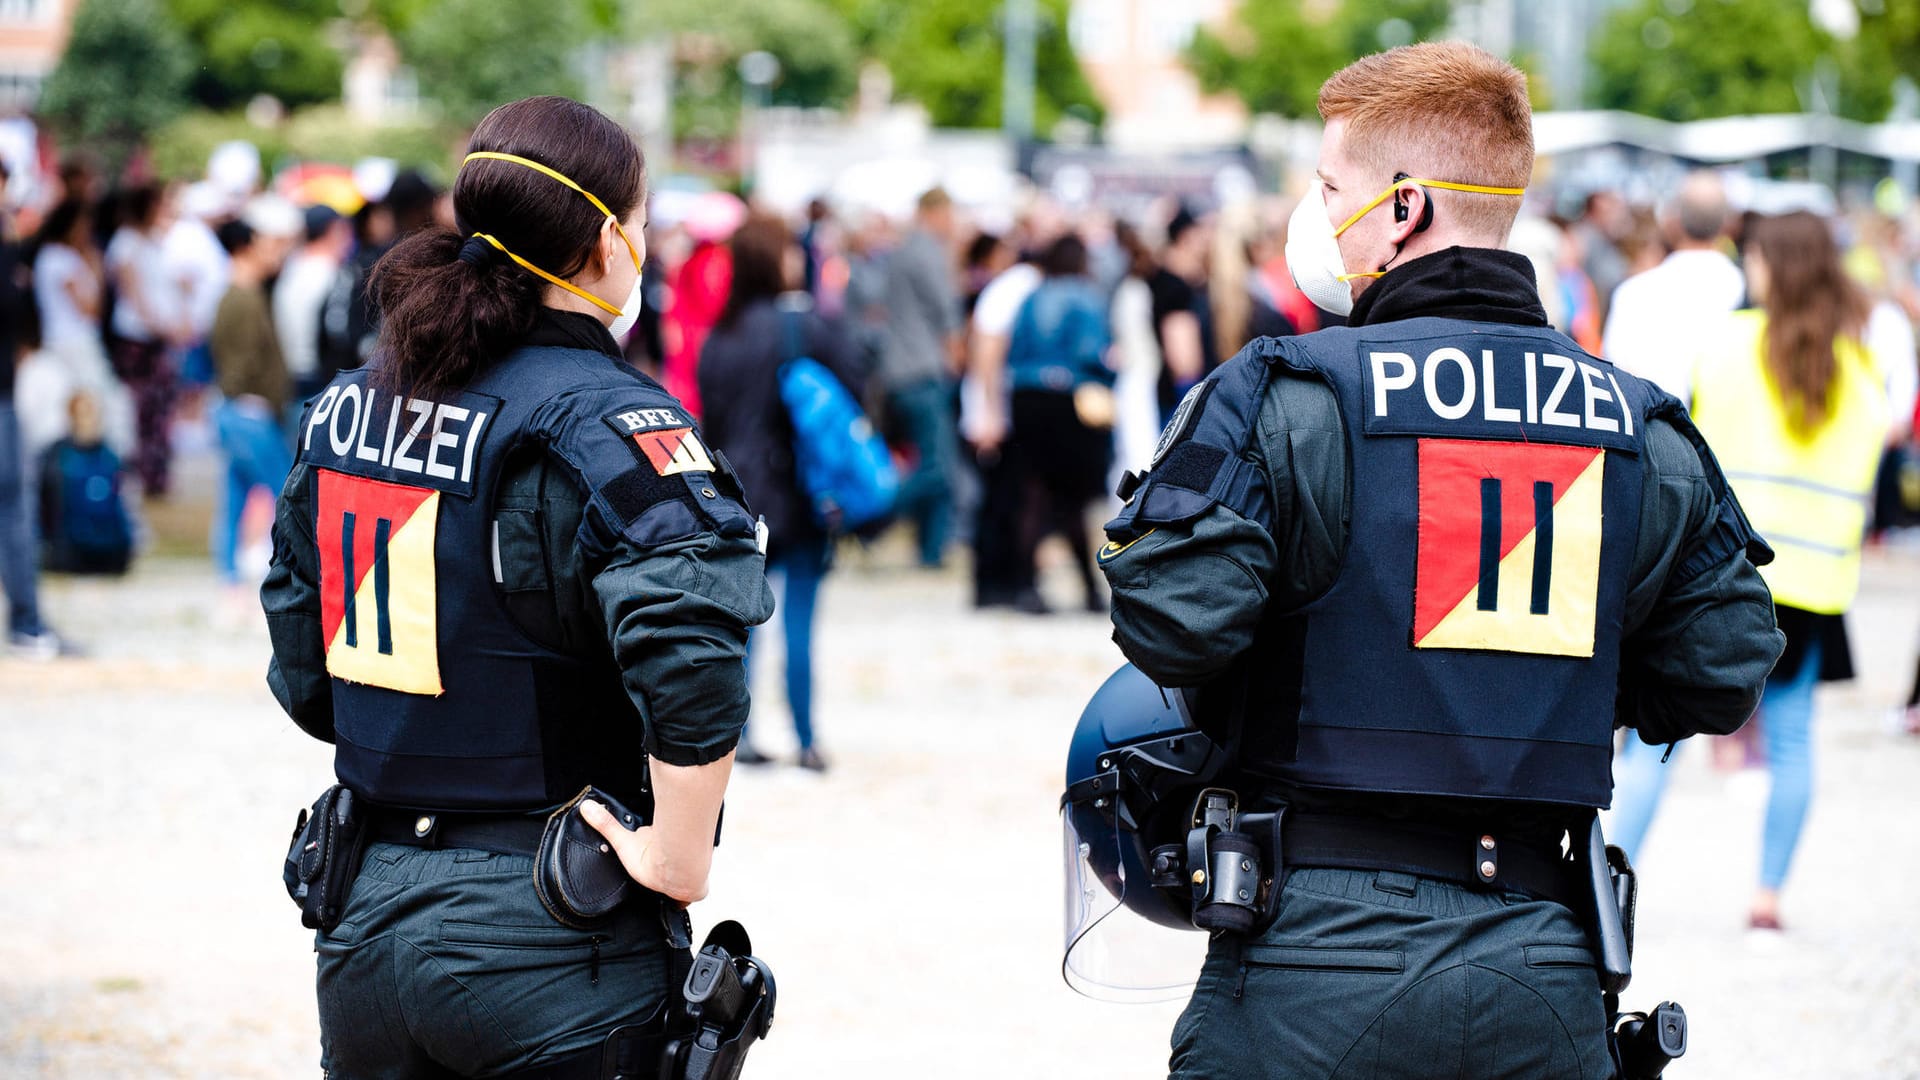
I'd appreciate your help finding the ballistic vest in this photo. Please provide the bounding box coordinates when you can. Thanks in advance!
[1690,310,1889,615]
[296,345,754,811]
[1112,317,1666,808]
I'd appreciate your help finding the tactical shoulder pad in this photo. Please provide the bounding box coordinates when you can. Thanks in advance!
[1106,344,1280,542]
[532,386,755,555]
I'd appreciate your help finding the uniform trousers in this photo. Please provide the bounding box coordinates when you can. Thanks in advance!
[1170,867,1612,1080]
[316,843,670,1079]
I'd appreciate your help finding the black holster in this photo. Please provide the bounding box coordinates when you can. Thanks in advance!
[283,784,369,933]
[498,919,776,1080]
[1579,813,1635,994]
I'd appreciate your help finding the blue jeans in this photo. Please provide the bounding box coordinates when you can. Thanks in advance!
[1610,641,1820,890]
[745,535,829,750]
[212,399,293,583]
[887,377,956,566]
[0,400,44,635]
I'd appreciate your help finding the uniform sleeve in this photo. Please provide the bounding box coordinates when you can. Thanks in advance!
[1101,509,1278,686]
[533,387,777,766]
[261,462,336,742]
[1616,412,1785,746]
[1099,364,1348,687]
[592,531,774,765]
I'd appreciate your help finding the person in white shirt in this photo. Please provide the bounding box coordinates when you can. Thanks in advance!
[162,181,235,387]
[1601,171,1745,401]
[272,204,353,412]
[1109,222,1164,479]
[24,199,133,456]
[104,182,190,497]
[966,248,1043,609]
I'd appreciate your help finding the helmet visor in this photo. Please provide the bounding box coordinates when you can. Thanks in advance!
[1061,805,1207,1003]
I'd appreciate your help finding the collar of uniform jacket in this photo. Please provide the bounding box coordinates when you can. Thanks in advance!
[524,306,623,359]
[1346,246,1549,329]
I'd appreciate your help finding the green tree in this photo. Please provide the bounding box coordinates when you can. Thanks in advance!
[1186,0,1452,119]
[1590,0,1891,123]
[399,0,589,124]
[827,0,1101,131]
[166,0,345,109]
[40,0,194,168]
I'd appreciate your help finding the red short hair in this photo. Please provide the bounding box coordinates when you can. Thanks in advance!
[1318,42,1533,236]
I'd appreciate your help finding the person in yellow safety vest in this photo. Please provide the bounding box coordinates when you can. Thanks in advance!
[1608,209,1891,933]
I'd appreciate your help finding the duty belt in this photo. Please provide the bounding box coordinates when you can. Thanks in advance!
[364,807,547,856]
[1281,811,1582,910]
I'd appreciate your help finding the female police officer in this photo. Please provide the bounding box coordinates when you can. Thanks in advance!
[262,95,773,1078]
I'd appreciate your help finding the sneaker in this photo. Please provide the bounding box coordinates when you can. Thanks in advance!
[1747,912,1784,933]
[733,743,773,766]
[796,747,829,773]
[1012,589,1052,616]
[8,629,83,660]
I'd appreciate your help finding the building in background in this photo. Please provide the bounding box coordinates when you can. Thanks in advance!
[0,0,76,111]
[1069,0,1246,151]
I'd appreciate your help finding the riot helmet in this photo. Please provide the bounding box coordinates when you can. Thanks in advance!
[1060,664,1225,1002]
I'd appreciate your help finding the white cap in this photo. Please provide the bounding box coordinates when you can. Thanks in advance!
[354,157,398,205]
[180,180,238,222]
[243,193,304,238]
[208,140,262,197]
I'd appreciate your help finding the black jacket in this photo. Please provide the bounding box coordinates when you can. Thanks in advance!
[696,297,865,552]
[1101,246,1784,833]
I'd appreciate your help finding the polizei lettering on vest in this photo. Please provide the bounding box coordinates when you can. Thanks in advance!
[304,382,495,492]
[1363,337,1636,448]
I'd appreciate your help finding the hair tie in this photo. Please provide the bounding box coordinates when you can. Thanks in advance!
[458,235,498,267]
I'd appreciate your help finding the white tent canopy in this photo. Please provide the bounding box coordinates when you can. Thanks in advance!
[1534,110,1920,163]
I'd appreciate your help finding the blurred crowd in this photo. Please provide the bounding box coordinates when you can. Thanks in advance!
[5,141,1920,787]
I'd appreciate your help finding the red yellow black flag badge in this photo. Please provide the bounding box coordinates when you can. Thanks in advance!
[1413,439,1604,657]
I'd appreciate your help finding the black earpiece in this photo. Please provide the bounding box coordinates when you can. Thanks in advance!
[1391,173,1436,233]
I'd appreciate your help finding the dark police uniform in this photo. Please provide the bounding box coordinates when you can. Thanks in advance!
[263,309,773,1078]
[1098,248,1783,1079]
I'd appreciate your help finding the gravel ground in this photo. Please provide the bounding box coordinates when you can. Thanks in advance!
[3,533,1917,1078]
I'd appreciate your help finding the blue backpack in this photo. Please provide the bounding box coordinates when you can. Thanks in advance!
[777,311,898,533]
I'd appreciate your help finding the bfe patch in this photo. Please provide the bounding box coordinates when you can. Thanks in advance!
[1413,438,1605,658]
[604,408,716,476]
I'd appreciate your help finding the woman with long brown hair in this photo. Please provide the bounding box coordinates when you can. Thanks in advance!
[261,96,772,1075]
[697,213,864,770]
[1609,210,1891,932]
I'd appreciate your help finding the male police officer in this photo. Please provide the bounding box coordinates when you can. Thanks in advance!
[1096,44,1783,1079]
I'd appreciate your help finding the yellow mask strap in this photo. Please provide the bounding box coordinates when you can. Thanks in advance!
[470,233,624,316]
[460,151,641,315]
[1332,177,1527,238]
[1330,177,1526,282]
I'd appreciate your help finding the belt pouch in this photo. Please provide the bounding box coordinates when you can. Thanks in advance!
[283,784,369,932]
[536,785,648,929]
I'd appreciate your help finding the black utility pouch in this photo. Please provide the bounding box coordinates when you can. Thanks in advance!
[282,784,369,932]
[536,785,647,929]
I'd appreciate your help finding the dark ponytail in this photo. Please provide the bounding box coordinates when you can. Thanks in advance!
[370,95,646,399]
